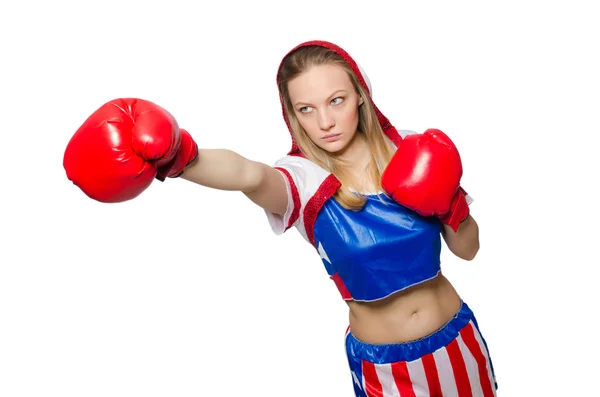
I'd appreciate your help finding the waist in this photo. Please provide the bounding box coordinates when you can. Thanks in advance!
[346,273,461,344]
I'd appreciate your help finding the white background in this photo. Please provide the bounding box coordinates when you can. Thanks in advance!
[1,0,598,395]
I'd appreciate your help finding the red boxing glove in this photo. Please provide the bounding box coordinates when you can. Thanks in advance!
[63,98,198,203]
[381,129,469,232]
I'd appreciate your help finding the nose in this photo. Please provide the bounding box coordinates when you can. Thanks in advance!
[317,108,335,131]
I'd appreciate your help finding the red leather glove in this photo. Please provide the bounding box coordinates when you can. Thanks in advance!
[64,98,197,203]
[381,129,469,232]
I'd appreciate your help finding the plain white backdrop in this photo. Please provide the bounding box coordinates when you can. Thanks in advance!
[1,0,598,395]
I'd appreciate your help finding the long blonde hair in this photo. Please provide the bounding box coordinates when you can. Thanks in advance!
[277,45,395,210]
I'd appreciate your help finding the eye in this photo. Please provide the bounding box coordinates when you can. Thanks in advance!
[331,97,344,105]
[298,106,313,113]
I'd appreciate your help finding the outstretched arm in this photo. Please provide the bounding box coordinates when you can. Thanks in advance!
[180,149,288,217]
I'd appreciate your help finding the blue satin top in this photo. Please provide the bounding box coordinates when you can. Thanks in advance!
[313,193,442,302]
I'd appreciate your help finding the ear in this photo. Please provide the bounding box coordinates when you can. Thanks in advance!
[358,96,364,105]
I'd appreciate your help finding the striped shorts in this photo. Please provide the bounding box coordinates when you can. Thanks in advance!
[345,301,497,397]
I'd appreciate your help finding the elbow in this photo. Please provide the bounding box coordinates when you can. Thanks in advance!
[240,161,267,193]
[459,240,480,261]
[463,243,479,261]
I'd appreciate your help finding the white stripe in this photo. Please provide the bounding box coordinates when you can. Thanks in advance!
[375,363,401,397]
[456,330,483,395]
[406,358,429,396]
[352,371,363,392]
[469,321,497,396]
[433,346,459,397]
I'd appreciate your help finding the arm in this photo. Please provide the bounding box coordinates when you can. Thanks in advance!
[180,149,288,216]
[441,214,479,261]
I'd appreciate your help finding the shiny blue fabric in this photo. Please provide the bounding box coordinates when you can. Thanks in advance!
[313,194,442,301]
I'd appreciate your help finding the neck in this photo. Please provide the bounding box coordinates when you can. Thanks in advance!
[333,133,376,192]
[335,133,370,170]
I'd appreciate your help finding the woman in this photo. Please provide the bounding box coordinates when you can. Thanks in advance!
[64,40,497,396]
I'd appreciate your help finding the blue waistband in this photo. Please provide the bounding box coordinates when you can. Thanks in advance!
[345,301,475,364]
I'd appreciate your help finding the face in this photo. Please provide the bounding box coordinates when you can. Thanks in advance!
[287,63,364,154]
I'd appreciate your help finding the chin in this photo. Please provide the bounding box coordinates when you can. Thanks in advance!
[321,142,348,153]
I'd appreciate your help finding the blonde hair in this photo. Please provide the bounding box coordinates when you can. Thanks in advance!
[278,46,395,210]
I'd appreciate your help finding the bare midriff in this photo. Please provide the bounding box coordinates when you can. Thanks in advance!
[346,273,462,344]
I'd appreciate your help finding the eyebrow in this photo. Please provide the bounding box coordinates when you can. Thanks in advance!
[293,90,348,107]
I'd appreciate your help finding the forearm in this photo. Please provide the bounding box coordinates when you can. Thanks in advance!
[442,214,480,261]
[180,149,263,192]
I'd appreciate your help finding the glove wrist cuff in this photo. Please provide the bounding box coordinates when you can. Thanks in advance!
[439,187,469,232]
[156,130,198,181]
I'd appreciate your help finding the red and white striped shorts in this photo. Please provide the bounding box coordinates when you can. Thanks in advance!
[345,301,497,397]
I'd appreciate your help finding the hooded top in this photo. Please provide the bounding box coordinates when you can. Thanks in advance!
[277,40,403,156]
[264,40,444,302]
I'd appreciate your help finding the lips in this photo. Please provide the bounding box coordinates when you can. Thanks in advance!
[323,133,341,142]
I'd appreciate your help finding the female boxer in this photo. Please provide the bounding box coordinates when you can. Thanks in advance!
[64,40,497,396]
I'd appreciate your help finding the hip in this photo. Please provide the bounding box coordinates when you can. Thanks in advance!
[345,301,497,396]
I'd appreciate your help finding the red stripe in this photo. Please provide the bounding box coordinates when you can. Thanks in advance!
[303,174,341,247]
[274,167,300,230]
[446,339,473,397]
[391,361,416,397]
[421,353,442,396]
[361,361,384,397]
[331,272,352,300]
[460,323,495,397]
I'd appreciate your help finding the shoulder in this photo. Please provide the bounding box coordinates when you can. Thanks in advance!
[397,129,419,139]
[387,129,418,153]
[273,154,325,171]
[272,155,331,188]
[265,154,337,244]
